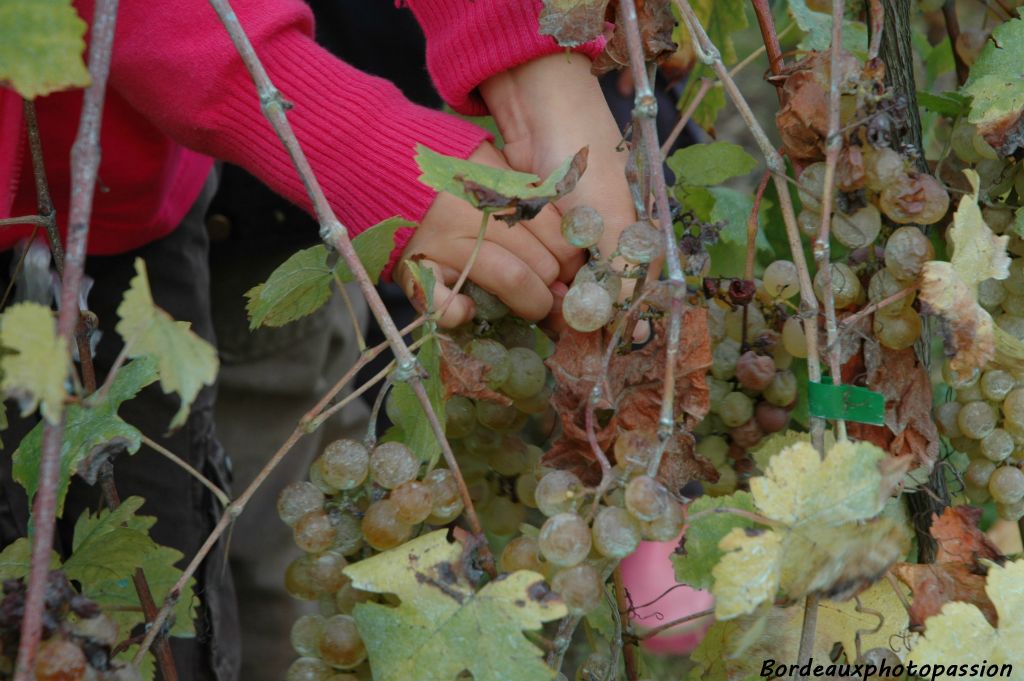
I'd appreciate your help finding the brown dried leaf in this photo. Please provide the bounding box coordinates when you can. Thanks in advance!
[538,0,612,47]
[836,145,866,192]
[591,0,677,76]
[438,336,512,405]
[919,261,996,377]
[892,562,996,630]
[930,506,1003,565]
[542,306,714,490]
[776,69,829,163]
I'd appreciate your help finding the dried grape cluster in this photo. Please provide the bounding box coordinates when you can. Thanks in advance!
[0,572,140,681]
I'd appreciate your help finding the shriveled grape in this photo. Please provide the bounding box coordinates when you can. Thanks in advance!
[562,282,614,332]
[538,513,591,567]
[561,205,605,248]
[551,564,603,614]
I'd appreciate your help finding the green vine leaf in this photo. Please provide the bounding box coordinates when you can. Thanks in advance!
[246,245,332,330]
[344,531,566,681]
[674,491,756,591]
[786,0,868,54]
[963,12,1024,153]
[1,302,68,424]
[388,331,445,466]
[908,559,1024,672]
[0,0,89,99]
[673,0,746,130]
[65,496,197,637]
[116,259,218,430]
[12,357,157,520]
[335,217,415,285]
[0,537,58,581]
[667,142,758,187]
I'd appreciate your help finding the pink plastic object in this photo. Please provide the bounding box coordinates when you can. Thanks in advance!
[619,537,714,654]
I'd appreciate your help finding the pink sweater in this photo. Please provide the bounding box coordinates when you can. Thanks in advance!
[0,0,602,277]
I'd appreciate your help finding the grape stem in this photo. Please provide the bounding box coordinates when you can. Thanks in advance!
[836,286,917,333]
[333,274,367,352]
[745,170,772,282]
[749,0,787,102]
[660,78,712,159]
[616,0,689,481]
[13,1,119,678]
[941,0,970,86]
[612,568,639,681]
[634,606,715,641]
[673,0,827,453]
[139,434,231,507]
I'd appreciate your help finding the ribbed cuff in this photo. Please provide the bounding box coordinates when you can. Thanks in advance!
[206,30,491,280]
[407,0,606,115]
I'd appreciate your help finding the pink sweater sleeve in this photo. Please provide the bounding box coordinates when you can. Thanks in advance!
[406,0,607,115]
[94,0,491,277]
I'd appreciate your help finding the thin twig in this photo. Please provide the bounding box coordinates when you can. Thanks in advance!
[22,100,61,275]
[14,1,119,678]
[140,434,230,507]
[838,286,916,331]
[546,615,582,672]
[613,569,639,681]
[749,0,786,102]
[674,0,825,451]
[941,0,970,86]
[334,276,366,352]
[0,215,48,228]
[745,171,772,281]
[203,0,487,554]
[660,78,712,159]
[0,227,39,311]
[635,606,714,640]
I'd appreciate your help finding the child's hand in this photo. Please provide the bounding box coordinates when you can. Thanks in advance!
[395,141,585,328]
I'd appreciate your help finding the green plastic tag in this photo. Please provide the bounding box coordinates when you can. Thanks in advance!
[807,378,885,426]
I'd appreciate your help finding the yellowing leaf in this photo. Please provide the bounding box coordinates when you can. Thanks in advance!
[920,261,996,377]
[1,302,68,424]
[750,429,836,472]
[963,14,1024,154]
[675,491,757,590]
[116,259,218,429]
[0,0,89,98]
[344,530,566,681]
[908,559,1024,672]
[713,529,782,620]
[816,580,911,661]
[751,440,886,526]
[949,170,1010,289]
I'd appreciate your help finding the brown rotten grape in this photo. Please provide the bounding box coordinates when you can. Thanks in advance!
[878,173,949,225]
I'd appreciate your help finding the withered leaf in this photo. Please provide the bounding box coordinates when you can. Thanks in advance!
[538,0,612,47]
[438,336,512,405]
[591,0,677,76]
[931,506,1003,566]
[919,261,996,377]
[543,305,714,488]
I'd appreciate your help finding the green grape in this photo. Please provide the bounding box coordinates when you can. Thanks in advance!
[333,512,363,556]
[291,614,326,657]
[467,338,511,389]
[319,439,370,491]
[624,475,670,522]
[982,370,1015,402]
[391,480,434,524]
[445,396,476,439]
[294,510,337,554]
[696,436,729,468]
[640,499,685,541]
[956,382,984,404]
[873,308,922,350]
[868,269,915,316]
[997,498,1024,521]
[981,429,1014,463]
[561,205,605,248]
[884,227,935,282]
[934,401,962,438]
[781,317,809,359]
[535,470,583,517]
[516,473,539,508]
[978,278,1007,311]
[950,117,984,163]
[467,476,496,509]
[763,260,800,299]
[833,203,881,249]
[705,466,737,497]
[998,314,1024,342]
[706,378,732,415]
[286,658,334,681]
[719,391,754,428]
[1005,389,1024,430]
[278,481,326,526]
[307,550,349,593]
[614,430,657,470]
[485,438,529,476]
[500,535,546,574]
[285,556,320,600]
[798,209,820,238]
[475,399,521,431]
[514,383,554,414]
[538,513,592,567]
[563,281,614,332]
[958,401,997,440]
[464,426,503,457]
[862,146,905,192]
[425,468,464,523]
[797,162,827,212]
[361,500,412,551]
[465,281,509,322]
[965,459,997,488]
[551,564,603,615]
[369,441,419,489]
[308,459,340,496]
[724,305,767,343]
[988,465,1024,504]
[618,221,663,264]
[711,338,741,381]
[501,347,547,399]
[763,369,796,407]
[319,614,366,669]
[813,263,862,308]
[481,496,526,536]
[592,506,641,558]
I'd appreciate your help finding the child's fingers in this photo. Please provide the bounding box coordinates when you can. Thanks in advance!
[521,203,586,283]
[432,241,555,321]
[396,258,476,328]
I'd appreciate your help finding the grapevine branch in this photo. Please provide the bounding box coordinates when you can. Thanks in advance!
[22,100,61,274]
[13,0,120,678]
[612,568,639,681]
[941,0,971,86]
[673,0,827,451]
[749,0,787,101]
